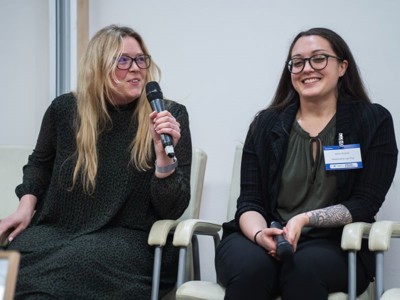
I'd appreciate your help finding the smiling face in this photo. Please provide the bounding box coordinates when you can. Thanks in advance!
[290,35,348,103]
[111,36,147,105]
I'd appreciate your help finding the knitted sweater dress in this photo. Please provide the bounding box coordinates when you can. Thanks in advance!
[7,93,192,299]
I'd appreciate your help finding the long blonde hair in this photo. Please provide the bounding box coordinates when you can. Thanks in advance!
[72,24,161,194]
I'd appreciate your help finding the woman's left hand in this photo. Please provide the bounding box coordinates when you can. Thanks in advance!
[284,213,309,252]
[149,110,181,178]
[149,110,181,156]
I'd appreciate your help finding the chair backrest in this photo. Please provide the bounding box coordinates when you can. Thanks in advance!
[226,143,243,221]
[180,148,207,220]
[0,145,33,220]
[0,250,20,300]
[155,148,207,300]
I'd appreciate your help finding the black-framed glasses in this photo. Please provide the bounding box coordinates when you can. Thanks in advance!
[116,54,151,70]
[287,54,342,74]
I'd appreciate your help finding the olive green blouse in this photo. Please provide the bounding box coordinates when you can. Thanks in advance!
[277,116,337,237]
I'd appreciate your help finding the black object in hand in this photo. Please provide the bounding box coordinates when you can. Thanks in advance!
[270,221,294,261]
[145,81,175,158]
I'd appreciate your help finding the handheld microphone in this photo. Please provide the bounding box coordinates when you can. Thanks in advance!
[270,221,294,262]
[145,81,175,158]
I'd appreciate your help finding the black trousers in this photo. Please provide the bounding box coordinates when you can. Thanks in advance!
[215,232,370,300]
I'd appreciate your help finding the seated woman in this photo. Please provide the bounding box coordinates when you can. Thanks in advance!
[215,27,398,300]
[0,24,192,299]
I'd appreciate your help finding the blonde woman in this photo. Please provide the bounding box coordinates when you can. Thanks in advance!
[0,24,192,299]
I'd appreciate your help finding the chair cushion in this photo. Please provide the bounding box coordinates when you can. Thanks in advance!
[380,288,400,300]
[176,281,225,300]
[175,281,370,300]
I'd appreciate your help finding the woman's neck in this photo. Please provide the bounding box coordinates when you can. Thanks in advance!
[296,99,337,137]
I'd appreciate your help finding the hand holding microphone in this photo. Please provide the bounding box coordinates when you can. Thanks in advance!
[270,221,294,262]
[145,81,175,158]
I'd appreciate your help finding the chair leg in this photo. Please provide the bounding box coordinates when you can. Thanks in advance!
[348,250,357,300]
[375,251,384,300]
[151,246,163,300]
[177,247,188,287]
[192,235,201,280]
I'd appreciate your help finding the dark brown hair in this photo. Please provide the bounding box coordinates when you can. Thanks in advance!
[268,27,370,111]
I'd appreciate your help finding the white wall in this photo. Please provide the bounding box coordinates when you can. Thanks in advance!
[0,0,50,146]
[1,0,399,292]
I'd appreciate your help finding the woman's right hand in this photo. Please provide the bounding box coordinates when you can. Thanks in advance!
[255,227,284,258]
[239,211,284,257]
[0,194,37,246]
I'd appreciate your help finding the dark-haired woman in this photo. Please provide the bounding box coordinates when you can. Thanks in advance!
[215,27,397,300]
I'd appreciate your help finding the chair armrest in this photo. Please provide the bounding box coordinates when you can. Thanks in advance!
[341,222,372,250]
[148,219,180,246]
[173,219,222,247]
[368,220,400,251]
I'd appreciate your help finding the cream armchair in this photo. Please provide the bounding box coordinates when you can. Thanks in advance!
[148,147,207,300]
[172,144,373,300]
[368,220,400,300]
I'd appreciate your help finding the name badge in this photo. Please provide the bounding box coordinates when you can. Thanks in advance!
[323,144,363,170]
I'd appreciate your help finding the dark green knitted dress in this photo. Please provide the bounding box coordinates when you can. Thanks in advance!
[7,93,192,299]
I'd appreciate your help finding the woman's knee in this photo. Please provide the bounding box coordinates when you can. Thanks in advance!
[216,233,279,293]
[280,239,348,298]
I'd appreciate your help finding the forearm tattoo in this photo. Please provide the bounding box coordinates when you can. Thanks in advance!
[307,204,352,228]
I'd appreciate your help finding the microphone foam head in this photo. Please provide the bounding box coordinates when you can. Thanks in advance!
[146,81,163,101]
